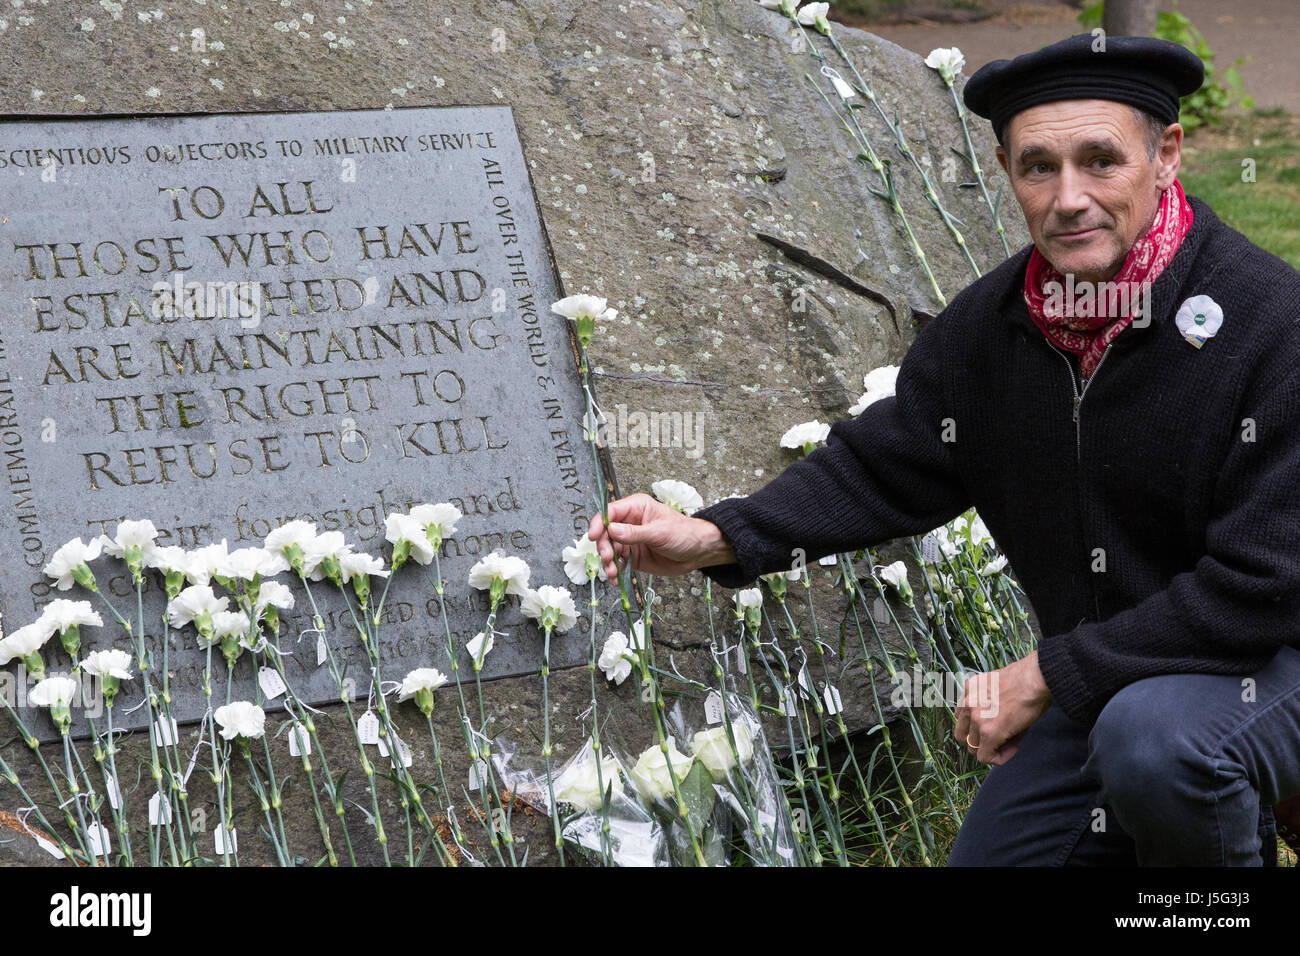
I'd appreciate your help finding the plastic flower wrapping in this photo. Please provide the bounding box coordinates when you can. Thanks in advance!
[500,690,797,866]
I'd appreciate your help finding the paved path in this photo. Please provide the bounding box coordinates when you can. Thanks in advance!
[857,0,1299,112]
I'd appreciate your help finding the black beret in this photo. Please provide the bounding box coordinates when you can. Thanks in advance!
[963,33,1204,144]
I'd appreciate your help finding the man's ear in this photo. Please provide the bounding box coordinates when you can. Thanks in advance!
[995,145,1009,176]
[1155,123,1183,189]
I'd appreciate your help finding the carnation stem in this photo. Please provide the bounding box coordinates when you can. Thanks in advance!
[2,698,94,863]
[62,732,100,867]
[821,28,984,279]
[299,574,392,866]
[0,749,81,861]
[539,623,565,864]
[340,581,457,866]
[94,706,135,866]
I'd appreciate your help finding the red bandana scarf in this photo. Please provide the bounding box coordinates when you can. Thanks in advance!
[1022,176,1194,380]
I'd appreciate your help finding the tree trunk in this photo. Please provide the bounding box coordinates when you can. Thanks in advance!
[1103,0,1157,36]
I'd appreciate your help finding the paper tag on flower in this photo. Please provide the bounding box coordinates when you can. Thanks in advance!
[104,776,120,811]
[214,822,237,854]
[378,735,413,768]
[152,716,177,747]
[824,685,843,715]
[735,642,747,675]
[817,553,837,566]
[357,710,380,745]
[148,792,172,826]
[797,665,816,699]
[86,821,111,857]
[288,722,311,757]
[468,758,489,791]
[779,686,799,716]
[258,666,286,701]
[872,597,889,623]
[316,633,327,667]
[921,534,940,563]
[32,831,65,860]
[704,690,724,725]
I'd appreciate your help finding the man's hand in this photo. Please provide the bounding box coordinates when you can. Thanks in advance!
[586,493,736,584]
[954,650,1052,766]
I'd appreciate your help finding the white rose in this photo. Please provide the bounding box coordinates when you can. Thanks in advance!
[691,722,755,782]
[628,742,694,803]
[553,743,622,812]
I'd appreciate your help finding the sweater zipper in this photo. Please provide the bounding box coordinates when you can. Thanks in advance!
[1045,337,1116,622]
[1045,339,1116,462]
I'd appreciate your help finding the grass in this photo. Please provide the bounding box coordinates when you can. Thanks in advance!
[1179,109,1300,270]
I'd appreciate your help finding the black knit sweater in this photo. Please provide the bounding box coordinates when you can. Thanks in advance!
[696,196,1300,725]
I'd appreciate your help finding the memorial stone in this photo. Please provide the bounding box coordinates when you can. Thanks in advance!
[0,105,607,740]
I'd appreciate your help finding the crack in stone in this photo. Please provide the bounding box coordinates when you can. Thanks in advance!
[754,229,941,335]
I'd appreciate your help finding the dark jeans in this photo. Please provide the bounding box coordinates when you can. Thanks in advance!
[947,644,1300,866]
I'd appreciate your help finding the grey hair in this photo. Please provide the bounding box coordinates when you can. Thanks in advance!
[1132,106,1168,162]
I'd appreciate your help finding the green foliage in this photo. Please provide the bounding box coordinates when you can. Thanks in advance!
[1076,0,1254,132]
[1179,113,1300,270]
[1154,5,1254,132]
[1077,1,1103,29]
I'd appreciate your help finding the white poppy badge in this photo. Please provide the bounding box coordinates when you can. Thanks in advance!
[1174,294,1224,348]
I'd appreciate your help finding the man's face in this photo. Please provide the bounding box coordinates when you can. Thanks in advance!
[995,99,1181,284]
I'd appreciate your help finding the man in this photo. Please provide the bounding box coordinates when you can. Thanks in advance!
[586,33,1300,865]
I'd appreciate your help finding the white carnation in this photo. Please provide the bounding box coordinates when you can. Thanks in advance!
[598,631,634,684]
[467,550,531,597]
[44,537,103,590]
[780,420,830,450]
[651,479,703,515]
[214,701,265,740]
[80,649,134,681]
[520,584,579,634]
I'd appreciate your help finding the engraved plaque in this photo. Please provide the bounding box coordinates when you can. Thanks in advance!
[0,106,607,739]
